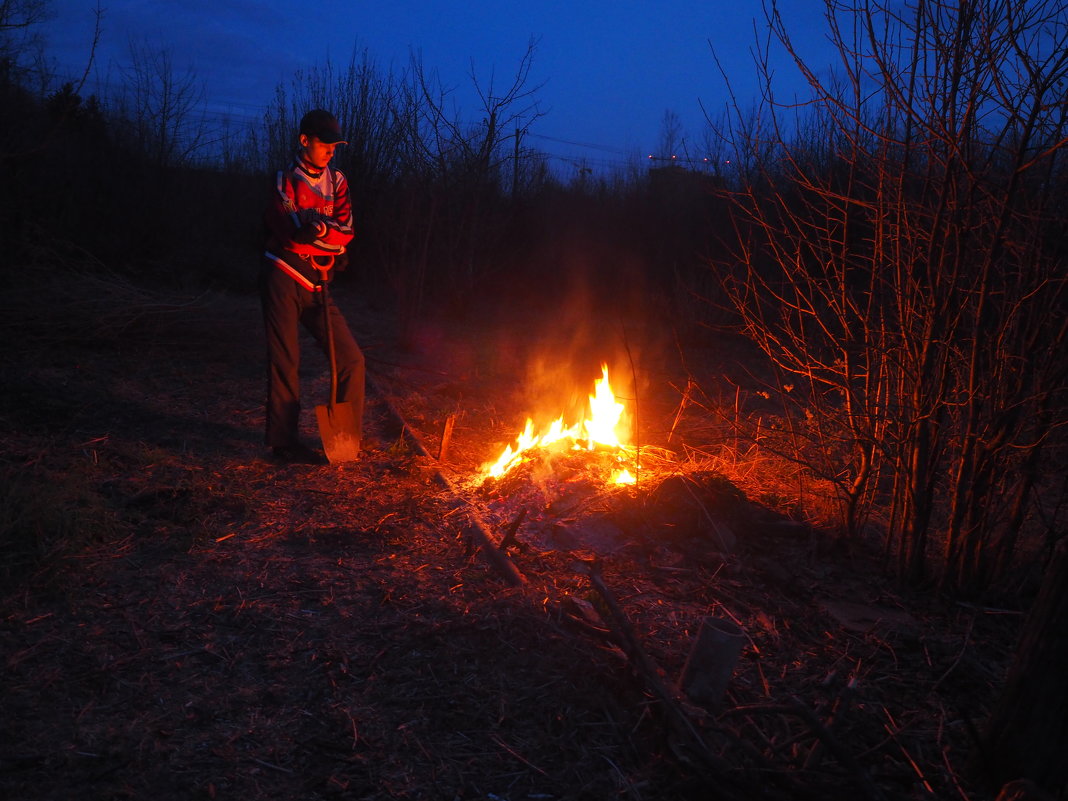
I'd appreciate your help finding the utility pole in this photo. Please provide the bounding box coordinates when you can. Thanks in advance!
[513,126,521,198]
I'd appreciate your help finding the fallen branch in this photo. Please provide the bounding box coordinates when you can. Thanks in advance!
[499,507,527,551]
[578,559,768,801]
[368,374,526,587]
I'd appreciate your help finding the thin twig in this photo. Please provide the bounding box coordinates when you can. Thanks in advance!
[250,757,294,774]
[932,613,975,691]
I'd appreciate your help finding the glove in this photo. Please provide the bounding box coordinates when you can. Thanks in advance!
[294,210,327,241]
[293,219,327,245]
[293,223,318,245]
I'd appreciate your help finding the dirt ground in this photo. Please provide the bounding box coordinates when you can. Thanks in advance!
[0,279,1022,801]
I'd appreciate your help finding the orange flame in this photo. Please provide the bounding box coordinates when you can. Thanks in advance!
[483,364,634,484]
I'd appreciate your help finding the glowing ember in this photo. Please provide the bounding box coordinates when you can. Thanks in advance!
[483,364,635,484]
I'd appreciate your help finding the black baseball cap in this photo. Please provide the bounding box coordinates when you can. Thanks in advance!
[299,109,348,144]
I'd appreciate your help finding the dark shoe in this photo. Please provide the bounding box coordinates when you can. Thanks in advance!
[271,443,327,465]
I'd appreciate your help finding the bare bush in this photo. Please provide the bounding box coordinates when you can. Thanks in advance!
[712,0,1068,594]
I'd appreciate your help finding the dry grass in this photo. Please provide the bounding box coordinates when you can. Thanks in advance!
[0,272,1022,801]
[0,257,229,347]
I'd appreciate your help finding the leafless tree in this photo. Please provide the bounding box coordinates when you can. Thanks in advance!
[0,0,50,77]
[657,108,684,160]
[1,0,100,161]
[118,41,210,168]
[385,37,545,336]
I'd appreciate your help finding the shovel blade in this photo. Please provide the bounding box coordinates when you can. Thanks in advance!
[315,402,361,463]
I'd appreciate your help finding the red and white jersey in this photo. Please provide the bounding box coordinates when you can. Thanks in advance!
[264,155,354,258]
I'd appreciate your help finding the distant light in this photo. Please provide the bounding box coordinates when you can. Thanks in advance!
[647,154,653,159]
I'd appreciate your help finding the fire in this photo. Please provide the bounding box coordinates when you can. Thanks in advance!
[483,364,635,484]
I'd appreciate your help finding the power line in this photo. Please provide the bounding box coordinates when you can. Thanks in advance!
[526,131,629,155]
[645,154,723,167]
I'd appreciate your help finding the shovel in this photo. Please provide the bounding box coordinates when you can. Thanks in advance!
[314,264,361,463]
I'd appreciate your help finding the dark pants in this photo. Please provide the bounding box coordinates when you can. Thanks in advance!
[259,260,365,448]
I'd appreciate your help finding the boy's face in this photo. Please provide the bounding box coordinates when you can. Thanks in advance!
[300,135,336,169]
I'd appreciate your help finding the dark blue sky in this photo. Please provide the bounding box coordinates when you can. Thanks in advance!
[46,0,834,171]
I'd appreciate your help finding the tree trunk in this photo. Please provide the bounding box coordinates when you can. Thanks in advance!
[979,538,1068,797]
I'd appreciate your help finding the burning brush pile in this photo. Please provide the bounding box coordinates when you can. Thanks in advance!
[483,364,637,486]
[471,364,746,558]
